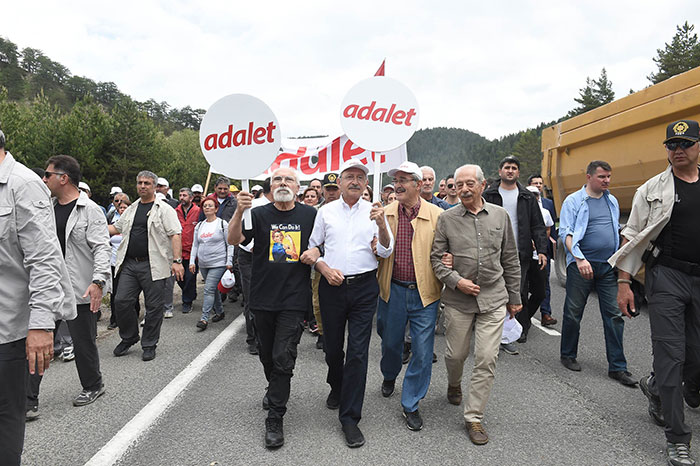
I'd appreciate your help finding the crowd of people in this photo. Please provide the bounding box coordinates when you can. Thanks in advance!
[0,118,699,466]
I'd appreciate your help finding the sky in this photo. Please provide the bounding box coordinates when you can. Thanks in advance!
[2,1,697,140]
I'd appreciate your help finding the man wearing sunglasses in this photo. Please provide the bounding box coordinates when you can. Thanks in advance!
[443,175,460,207]
[610,119,700,466]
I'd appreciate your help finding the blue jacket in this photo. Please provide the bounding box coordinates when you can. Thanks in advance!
[558,185,620,266]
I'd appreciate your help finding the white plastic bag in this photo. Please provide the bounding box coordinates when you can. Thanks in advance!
[501,315,523,344]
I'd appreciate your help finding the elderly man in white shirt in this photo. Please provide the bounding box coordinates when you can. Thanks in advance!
[302,158,394,448]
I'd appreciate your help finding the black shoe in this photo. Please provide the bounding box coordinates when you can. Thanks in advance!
[342,424,365,448]
[248,343,258,355]
[639,376,665,426]
[432,352,437,363]
[402,342,411,364]
[196,320,208,331]
[517,333,527,343]
[608,371,638,387]
[113,340,137,357]
[326,390,340,410]
[403,409,423,431]
[560,357,581,371]
[262,392,270,410]
[212,312,225,322]
[107,322,117,330]
[381,379,395,398]
[684,382,700,408]
[73,385,106,407]
[264,418,284,449]
[26,405,39,421]
[316,334,324,350]
[142,347,156,361]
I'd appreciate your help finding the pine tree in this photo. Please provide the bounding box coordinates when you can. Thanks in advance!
[567,68,615,118]
[648,21,700,84]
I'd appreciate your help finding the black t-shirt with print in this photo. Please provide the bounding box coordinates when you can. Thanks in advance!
[242,202,317,312]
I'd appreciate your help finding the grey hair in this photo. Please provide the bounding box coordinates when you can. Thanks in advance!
[136,170,158,184]
[271,167,300,185]
[179,187,193,196]
[0,129,5,149]
[215,176,230,187]
[420,165,436,178]
[454,164,485,183]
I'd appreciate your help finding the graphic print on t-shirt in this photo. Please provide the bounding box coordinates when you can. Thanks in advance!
[268,223,301,263]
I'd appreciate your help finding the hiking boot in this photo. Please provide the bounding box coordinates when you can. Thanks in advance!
[264,417,284,449]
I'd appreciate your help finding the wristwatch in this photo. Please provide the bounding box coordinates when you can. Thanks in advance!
[173,258,183,264]
[92,279,105,289]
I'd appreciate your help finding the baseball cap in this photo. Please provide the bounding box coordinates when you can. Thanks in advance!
[110,186,123,195]
[382,184,395,192]
[78,181,91,192]
[664,120,700,143]
[322,173,339,187]
[339,158,369,176]
[157,177,169,187]
[388,161,422,181]
[251,184,263,192]
[191,184,204,193]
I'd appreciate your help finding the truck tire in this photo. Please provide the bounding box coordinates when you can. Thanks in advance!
[554,237,568,287]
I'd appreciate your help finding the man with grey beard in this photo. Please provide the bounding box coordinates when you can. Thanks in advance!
[228,167,317,449]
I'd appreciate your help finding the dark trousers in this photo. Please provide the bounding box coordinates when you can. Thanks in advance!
[647,264,700,444]
[237,249,256,345]
[253,309,305,419]
[177,258,198,305]
[110,266,141,327]
[28,304,103,406]
[517,258,547,335]
[540,261,553,315]
[0,339,26,466]
[115,258,166,349]
[319,273,379,426]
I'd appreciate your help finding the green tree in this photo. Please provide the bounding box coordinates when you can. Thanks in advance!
[567,68,615,118]
[648,21,700,84]
[511,129,542,179]
[162,129,210,192]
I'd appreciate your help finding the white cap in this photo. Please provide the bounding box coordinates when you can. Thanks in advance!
[191,184,204,193]
[251,184,263,192]
[339,158,369,175]
[157,177,169,187]
[220,270,236,288]
[78,181,91,192]
[388,161,422,181]
[110,186,123,195]
[382,184,395,192]
[526,185,540,196]
[155,192,166,200]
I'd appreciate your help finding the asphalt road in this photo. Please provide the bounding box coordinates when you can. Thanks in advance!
[21,265,697,465]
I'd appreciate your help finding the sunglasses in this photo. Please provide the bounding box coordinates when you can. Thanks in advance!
[665,140,697,151]
[447,183,455,189]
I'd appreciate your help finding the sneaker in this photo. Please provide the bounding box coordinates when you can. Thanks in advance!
[639,375,665,426]
[142,347,156,361]
[684,382,700,409]
[666,442,695,466]
[342,423,365,448]
[164,310,174,319]
[140,319,145,327]
[73,385,106,406]
[26,405,39,421]
[265,417,284,449]
[500,343,519,355]
[212,312,225,322]
[403,409,423,431]
[196,320,208,331]
[182,303,192,314]
[309,321,319,334]
[62,346,75,362]
[466,421,489,445]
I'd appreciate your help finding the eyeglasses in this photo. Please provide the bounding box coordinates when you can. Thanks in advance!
[271,176,296,184]
[392,177,415,185]
[665,140,697,151]
[43,171,65,179]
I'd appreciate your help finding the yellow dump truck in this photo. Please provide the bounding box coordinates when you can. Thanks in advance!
[541,65,700,286]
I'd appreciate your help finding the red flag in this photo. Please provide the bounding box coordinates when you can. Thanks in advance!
[374,59,385,76]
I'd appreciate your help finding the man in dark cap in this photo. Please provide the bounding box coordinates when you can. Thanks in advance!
[611,119,700,466]
[318,173,340,207]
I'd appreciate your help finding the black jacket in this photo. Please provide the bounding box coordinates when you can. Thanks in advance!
[483,180,548,257]
[198,193,238,222]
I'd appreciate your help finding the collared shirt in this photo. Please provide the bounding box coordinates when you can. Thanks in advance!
[0,152,76,343]
[53,191,112,302]
[309,195,394,275]
[431,200,521,313]
[558,185,620,266]
[393,200,420,282]
[113,197,182,280]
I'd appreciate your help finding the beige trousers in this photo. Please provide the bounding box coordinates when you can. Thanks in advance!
[444,304,506,422]
[312,271,323,335]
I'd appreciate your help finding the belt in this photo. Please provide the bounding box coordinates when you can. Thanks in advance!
[127,256,149,262]
[658,255,700,277]
[343,269,376,286]
[391,278,418,290]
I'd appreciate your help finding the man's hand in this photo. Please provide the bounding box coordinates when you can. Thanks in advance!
[172,263,185,281]
[189,263,197,274]
[617,283,635,318]
[370,202,386,227]
[82,283,104,313]
[27,329,53,376]
[441,252,453,269]
[236,191,253,211]
[371,237,378,255]
[322,268,345,286]
[300,247,321,265]
[456,278,480,296]
[226,265,233,272]
[538,253,548,270]
[575,258,593,280]
[506,303,523,318]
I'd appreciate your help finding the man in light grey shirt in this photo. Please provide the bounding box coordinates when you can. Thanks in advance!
[0,131,75,466]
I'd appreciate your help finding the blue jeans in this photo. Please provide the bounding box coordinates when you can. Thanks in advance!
[560,261,627,372]
[377,282,438,412]
[200,266,226,322]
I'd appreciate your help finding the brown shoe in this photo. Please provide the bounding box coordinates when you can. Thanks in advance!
[541,314,558,326]
[466,421,489,445]
[447,384,462,405]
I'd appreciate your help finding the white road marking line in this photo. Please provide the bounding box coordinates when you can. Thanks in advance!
[531,317,561,336]
[84,314,246,466]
